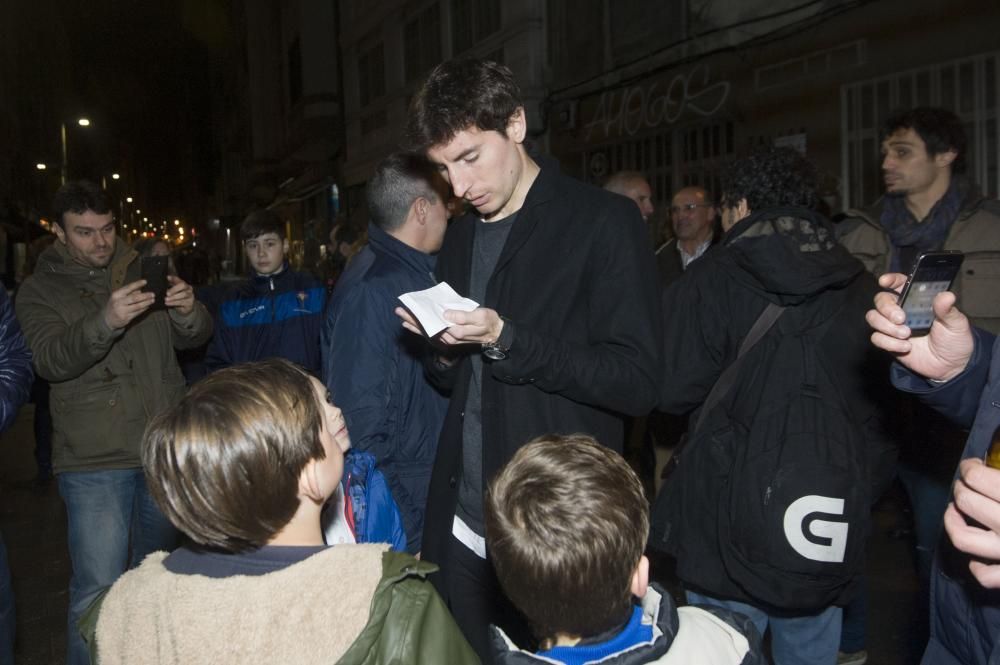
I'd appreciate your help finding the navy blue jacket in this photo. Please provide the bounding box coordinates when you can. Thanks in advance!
[205,265,325,375]
[321,224,448,553]
[0,289,32,433]
[893,328,1000,665]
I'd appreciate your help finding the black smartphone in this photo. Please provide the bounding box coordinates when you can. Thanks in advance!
[140,255,169,308]
[896,251,964,335]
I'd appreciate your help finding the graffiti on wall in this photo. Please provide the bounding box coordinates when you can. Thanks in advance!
[582,64,731,141]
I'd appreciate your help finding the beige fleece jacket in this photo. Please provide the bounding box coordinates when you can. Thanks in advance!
[95,544,389,664]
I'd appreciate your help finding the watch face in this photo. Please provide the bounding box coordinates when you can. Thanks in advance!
[483,346,507,361]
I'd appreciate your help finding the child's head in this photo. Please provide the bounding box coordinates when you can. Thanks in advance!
[485,434,650,644]
[240,209,288,275]
[142,358,350,552]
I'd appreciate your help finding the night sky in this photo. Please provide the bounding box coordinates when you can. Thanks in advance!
[17,0,229,223]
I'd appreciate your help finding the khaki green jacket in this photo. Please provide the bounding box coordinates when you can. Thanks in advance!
[838,189,1000,334]
[80,545,479,665]
[15,239,212,472]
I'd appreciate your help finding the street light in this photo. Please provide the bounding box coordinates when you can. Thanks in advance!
[126,197,133,203]
[60,117,92,185]
[111,173,120,180]
[36,163,46,170]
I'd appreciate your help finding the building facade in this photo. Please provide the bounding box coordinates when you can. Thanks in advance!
[220,0,999,261]
[337,0,546,215]
[217,0,342,273]
[327,0,999,245]
[546,0,999,240]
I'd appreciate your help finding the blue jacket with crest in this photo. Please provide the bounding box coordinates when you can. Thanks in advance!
[205,265,325,375]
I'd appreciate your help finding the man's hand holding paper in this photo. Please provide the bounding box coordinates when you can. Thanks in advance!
[396,282,505,345]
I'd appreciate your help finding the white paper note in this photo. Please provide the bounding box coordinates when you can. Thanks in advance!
[398,282,480,337]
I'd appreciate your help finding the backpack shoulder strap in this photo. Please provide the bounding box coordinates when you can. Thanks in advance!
[694,302,785,433]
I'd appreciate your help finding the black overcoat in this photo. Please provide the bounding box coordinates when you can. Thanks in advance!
[421,163,662,571]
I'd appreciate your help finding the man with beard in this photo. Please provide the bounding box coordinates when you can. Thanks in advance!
[838,107,1000,663]
[15,180,212,664]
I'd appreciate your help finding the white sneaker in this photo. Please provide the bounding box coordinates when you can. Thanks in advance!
[837,650,868,665]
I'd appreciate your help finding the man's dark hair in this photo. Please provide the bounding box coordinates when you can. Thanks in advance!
[52,180,111,228]
[240,209,285,241]
[406,58,523,151]
[366,152,443,233]
[485,434,649,644]
[720,146,819,211]
[131,237,166,258]
[332,221,358,247]
[142,358,325,553]
[880,107,967,174]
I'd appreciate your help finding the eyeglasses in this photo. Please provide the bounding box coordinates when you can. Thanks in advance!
[670,203,714,216]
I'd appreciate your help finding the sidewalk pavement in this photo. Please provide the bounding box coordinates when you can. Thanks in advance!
[0,404,68,664]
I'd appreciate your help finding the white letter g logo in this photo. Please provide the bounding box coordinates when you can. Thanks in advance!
[783,495,848,563]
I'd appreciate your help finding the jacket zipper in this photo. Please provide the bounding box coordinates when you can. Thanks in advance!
[270,276,275,322]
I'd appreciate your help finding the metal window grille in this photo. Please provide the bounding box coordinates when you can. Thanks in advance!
[582,120,735,201]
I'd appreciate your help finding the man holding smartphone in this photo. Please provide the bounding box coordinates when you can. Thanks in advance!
[838,107,1000,663]
[15,180,212,665]
[839,107,1000,331]
[867,272,1000,665]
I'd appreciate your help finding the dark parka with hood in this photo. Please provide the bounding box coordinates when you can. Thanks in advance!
[658,206,896,607]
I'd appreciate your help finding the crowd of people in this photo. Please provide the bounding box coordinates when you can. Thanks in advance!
[0,56,998,665]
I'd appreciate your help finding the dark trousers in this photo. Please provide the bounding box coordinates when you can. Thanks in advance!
[0,531,14,665]
[31,379,52,480]
[442,535,533,664]
[839,574,868,653]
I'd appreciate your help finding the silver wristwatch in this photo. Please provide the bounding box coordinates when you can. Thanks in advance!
[482,317,512,361]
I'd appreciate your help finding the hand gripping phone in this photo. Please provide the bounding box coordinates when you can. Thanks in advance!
[896,251,964,335]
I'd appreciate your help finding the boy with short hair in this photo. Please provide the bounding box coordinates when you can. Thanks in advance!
[205,209,326,373]
[80,358,476,665]
[485,434,764,664]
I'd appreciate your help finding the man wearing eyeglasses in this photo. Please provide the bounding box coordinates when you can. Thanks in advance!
[656,186,719,288]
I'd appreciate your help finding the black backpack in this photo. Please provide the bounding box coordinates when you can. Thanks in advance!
[652,294,870,611]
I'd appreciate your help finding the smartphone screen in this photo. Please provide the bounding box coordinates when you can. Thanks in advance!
[897,251,964,334]
[140,255,169,307]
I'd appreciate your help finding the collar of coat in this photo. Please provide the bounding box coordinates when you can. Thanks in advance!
[42,237,137,290]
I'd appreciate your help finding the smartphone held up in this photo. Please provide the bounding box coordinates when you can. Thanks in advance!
[896,251,964,335]
[140,255,169,309]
